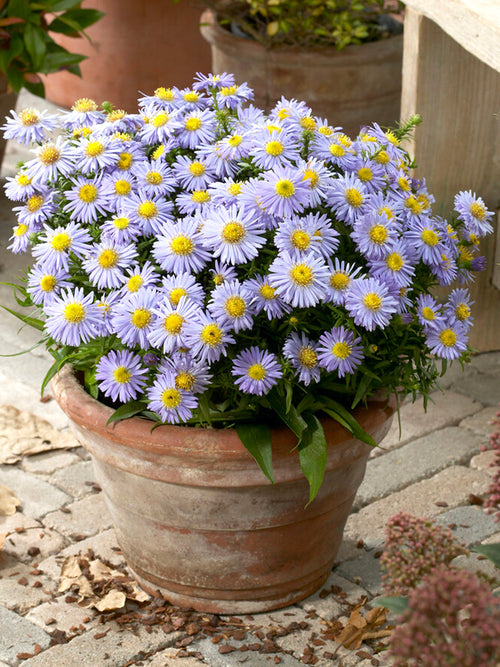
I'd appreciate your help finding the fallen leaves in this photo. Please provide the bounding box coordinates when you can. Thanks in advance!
[0,483,20,515]
[334,600,392,650]
[0,405,75,465]
[59,554,149,611]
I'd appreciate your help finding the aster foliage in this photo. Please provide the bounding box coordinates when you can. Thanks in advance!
[389,567,500,666]
[1,73,493,500]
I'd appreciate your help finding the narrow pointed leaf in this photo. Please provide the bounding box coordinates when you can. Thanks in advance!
[322,397,377,447]
[267,388,306,438]
[298,413,327,504]
[472,543,500,569]
[106,401,147,425]
[236,422,274,484]
[0,304,44,331]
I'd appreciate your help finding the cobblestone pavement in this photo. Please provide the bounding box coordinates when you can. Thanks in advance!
[0,92,499,666]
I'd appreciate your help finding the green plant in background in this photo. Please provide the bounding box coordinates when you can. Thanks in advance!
[197,0,404,49]
[0,0,104,97]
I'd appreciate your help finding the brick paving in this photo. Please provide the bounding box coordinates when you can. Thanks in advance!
[0,91,499,666]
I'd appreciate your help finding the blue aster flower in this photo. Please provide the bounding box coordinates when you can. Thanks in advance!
[8,223,31,253]
[324,259,364,306]
[317,326,364,377]
[138,86,181,111]
[32,222,92,272]
[297,158,334,207]
[152,218,211,274]
[100,172,137,211]
[415,294,445,331]
[196,141,239,179]
[2,107,59,145]
[326,173,369,226]
[175,188,214,216]
[138,108,180,144]
[208,280,255,333]
[100,213,141,245]
[131,159,176,197]
[344,277,398,331]
[425,320,469,361]
[176,109,217,149]
[216,82,254,109]
[257,165,311,218]
[201,204,266,265]
[283,332,321,386]
[148,296,200,354]
[231,346,282,396]
[160,273,205,308]
[274,213,339,258]
[250,127,300,170]
[44,287,101,347]
[454,190,494,237]
[121,192,173,236]
[147,371,198,424]
[83,241,138,289]
[119,261,159,296]
[404,218,448,266]
[74,135,122,175]
[63,175,110,224]
[95,290,123,336]
[4,171,36,202]
[243,274,291,320]
[368,240,416,288]
[159,352,212,395]
[59,98,105,130]
[171,154,216,192]
[210,260,238,287]
[183,310,235,363]
[12,189,57,228]
[350,156,386,194]
[111,287,159,348]
[310,132,357,171]
[268,251,330,308]
[444,288,474,329]
[192,71,235,92]
[95,350,148,404]
[25,137,75,184]
[27,265,71,305]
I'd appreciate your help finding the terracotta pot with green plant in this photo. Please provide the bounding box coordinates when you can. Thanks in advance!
[197,0,404,138]
[1,72,494,612]
[0,0,104,163]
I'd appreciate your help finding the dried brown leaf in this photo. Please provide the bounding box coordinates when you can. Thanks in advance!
[335,604,388,650]
[0,484,20,515]
[94,589,127,611]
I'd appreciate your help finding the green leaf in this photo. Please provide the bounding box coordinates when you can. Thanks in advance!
[6,0,30,20]
[106,400,148,426]
[0,33,24,71]
[321,397,377,448]
[472,543,500,569]
[374,596,409,614]
[267,388,307,439]
[298,413,327,504]
[0,303,44,331]
[5,64,25,93]
[22,77,45,97]
[48,0,85,11]
[40,355,70,397]
[236,422,274,484]
[23,22,47,71]
[41,49,86,73]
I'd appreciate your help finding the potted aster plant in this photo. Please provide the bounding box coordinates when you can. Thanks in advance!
[1,72,493,613]
[196,0,405,137]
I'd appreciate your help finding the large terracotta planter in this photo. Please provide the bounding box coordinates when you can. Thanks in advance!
[0,74,18,168]
[200,10,403,138]
[52,365,394,613]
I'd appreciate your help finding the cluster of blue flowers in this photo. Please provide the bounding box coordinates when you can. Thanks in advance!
[3,72,493,426]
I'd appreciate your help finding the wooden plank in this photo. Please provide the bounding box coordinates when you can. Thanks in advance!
[402,0,500,71]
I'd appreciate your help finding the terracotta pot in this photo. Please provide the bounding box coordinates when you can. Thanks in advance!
[0,74,18,168]
[200,10,403,138]
[43,0,211,112]
[51,365,394,613]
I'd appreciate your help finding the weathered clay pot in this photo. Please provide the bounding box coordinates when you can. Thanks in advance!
[200,9,403,138]
[0,74,18,168]
[52,365,394,613]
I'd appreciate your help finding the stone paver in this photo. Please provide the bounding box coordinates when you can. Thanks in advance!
[0,467,71,519]
[358,426,484,507]
[20,451,81,476]
[470,449,497,470]
[0,604,52,665]
[1,526,67,564]
[335,551,383,596]
[0,562,55,614]
[47,460,96,499]
[43,493,112,539]
[25,597,98,635]
[450,372,500,407]
[434,505,500,546]
[460,406,499,438]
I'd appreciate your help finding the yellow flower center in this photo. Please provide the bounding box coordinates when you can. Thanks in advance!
[106,109,126,122]
[329,144,345,157]
[84,140,104,157]
[275,179,295,198]
[200,324,223,346]
[98,249,119,268]
[154,87,175,101]
[277,109,290,120]
[439,329,457,347]
[16,174,32,186]
[185,117,202,132]
[138,201,157,219]
[455,303,471,321]
[228,182,242,196]
[146,171,163,185]
[131,308,151,328]
[117,152,133,170]
[290,264,313,286]
[385,130,400,146]
[213,274,224,286]
[397,176,410,191]
[19,108,40,126]
[386,252,404,271]
[374,150,390,165]
[330,272,350,290]
[127,275,143,292]
[113,366,132,384]
[247,364,266,381]
[152,145,164,160]
[318,125,334,136]
[169,287,187,306]
[184,91,199,102]
[345,188,363,208]
[300,116,316,131]
[265,140,284,156]
[220,85,238,96]
[470,201,486,221]
[422,307,435,321]
[188,161,205,176]
[379,206,394,219]
[40,275,57,292]
[152,112,169,128]
[298,347,318,368]
[222,221,246,243]
[302,169,319,188]
[14,223,28,236]
[114,179,131,195]
[191,190,211,204]
[27,194,44,212]
[113,216,130,229]
[363,292,382,311]
[161,388,182,408]
[175,372,195,391]
[79,184,98,203]
[332,342,351,359]
[170,235,194,255]
[421,229,440,246]
[227,134,242,147]
[290,230,311,250]
[38,145,61,165]
[72,98,97,112]
[405,195,423,214]
[357,167,373,182]
[51,233,72,252]
[164,313,184,334]
[369,224,388,245]
[259,284,276,300]
[225,296,246,318]
[63,303,85,323]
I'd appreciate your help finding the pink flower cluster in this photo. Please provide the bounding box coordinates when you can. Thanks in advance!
[389,567,500,666]
[380,511,467,596]
[483,404,500,521]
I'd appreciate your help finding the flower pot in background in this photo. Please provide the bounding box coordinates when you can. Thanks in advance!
[0,74,18,165]
[43,0,212,112]
[200,10,403,138]
[52,366,394,614]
